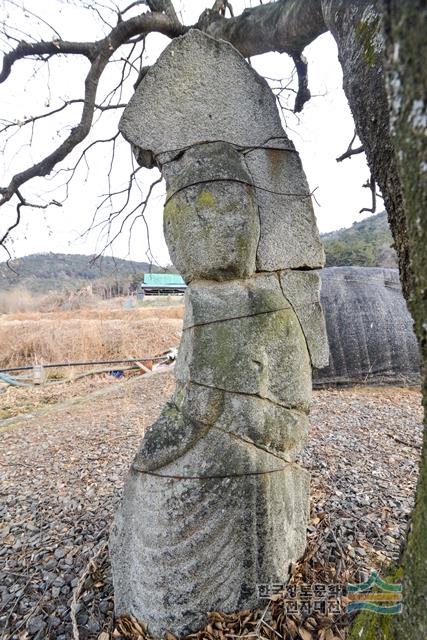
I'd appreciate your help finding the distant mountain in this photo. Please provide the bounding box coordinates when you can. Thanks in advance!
[0,213,397,294]
[0,253,173,294]
[321,211,397,268]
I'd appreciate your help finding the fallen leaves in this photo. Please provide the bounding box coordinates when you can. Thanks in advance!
[0,379,422,639]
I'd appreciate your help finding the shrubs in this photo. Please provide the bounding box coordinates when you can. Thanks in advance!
[0,288,102,314]
[322,211,397,268]
[0,289,39,314]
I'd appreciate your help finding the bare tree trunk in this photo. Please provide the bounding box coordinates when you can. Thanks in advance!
[204,1,425,636]
[382,2,427,637]
[321,0,412,298]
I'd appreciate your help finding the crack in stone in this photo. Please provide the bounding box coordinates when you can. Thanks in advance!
[242,147,263,269]
[130,461,297,480]
[187,379,309,414]
[183,305,291,330]
[212,425,294,464]
[156,136,298,167]
[164,176,312,207]
[255,266,320,274]
[278,272,315,368]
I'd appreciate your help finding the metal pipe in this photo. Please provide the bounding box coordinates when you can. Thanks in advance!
[0,356,166,374]
[0,372,32,387]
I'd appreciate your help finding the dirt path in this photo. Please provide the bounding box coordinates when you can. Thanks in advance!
[0,377,423,639]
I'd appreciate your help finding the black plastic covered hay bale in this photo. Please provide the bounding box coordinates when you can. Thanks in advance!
[313,267,420,387]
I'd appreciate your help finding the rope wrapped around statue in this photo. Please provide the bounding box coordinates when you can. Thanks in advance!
[110,30,329,637]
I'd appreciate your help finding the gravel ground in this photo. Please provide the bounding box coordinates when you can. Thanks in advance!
[302,386,422,568]
[0,375,423,640]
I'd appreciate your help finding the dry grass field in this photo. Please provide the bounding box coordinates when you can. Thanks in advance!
[0,295,184,420]
[0,297,184,370]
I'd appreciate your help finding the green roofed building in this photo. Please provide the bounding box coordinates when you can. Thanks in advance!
[141,273,186,296]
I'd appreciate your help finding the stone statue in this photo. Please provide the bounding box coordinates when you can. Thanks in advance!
[110,29,328,638]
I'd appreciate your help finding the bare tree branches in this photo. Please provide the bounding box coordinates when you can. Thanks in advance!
[336,130,365,162]
[0,40,97,84]
[335,133,377,214]
[119,1,149,19]
[0,100,82,134]
[0,0,327,226]
[0,0,330,258]
[59,132,122,203]
[335,131,377,214]
[88,172,163,263]
[336,144,364,162]
[0,8,184,219]
[4,0,63,39]
[0,189,62,249]
[1,55,106,206]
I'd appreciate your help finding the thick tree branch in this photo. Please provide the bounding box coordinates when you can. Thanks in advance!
[146,0,180,25]
[199,0,325,113]
[199,0,326,58]
[108,11,183,47]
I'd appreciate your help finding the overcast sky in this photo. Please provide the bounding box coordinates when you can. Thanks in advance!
[0,0,383,267]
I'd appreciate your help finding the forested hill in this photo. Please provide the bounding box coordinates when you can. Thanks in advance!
[322,211,397,268]
[0,253,170,294]
[0,213,396,293]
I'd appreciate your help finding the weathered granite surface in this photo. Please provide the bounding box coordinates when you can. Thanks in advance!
[119,30,286,164]
[163,143,259,282]
[246,145,325,270]
[120,29,324,271]
[176,302,311,407]
[279,270,329,369]
[113,463,309,637]
[182,274,289,328]
[111,29,328,638]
